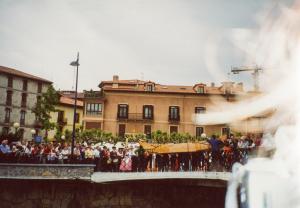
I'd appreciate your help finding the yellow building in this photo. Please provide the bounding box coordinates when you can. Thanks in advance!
[82,75,255,137]
[48,95,83,139]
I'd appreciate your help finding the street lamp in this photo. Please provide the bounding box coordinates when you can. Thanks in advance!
[61,135,65,140]
[31,129,36,141]
[13,122,20,134]
[13,122,20,129]
[70,52,80,159]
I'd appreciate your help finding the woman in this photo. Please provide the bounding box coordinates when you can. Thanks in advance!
[119,150,132,172]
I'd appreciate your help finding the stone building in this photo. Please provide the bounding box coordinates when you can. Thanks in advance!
[0,66,51,140]
[82,75,247,137]
[48,94,83,140]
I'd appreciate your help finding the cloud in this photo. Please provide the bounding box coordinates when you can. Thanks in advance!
[0,0,286,90]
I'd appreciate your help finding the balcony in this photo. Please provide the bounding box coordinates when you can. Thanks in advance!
[86,111,102,117]
[117,113,153,122]
[168,116,180,123]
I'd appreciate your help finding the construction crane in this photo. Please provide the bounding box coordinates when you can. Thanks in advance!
[231,66,263,91]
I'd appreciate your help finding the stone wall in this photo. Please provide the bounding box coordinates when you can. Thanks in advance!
[0,179,226,208]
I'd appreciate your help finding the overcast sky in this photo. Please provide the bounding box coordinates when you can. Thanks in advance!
[0,0,294,91]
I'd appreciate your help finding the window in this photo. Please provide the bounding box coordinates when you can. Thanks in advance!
[75,113,80,123]
[144,125,152,139]
[146,84,154,92]
[19,128,24,140]
[20,110,26,125]
[6,90,12,106]
[86,103,102,115]
[143,105,154,119]
[38,82,42,93]
[170,126,178,134]
[86,122,101,129]
[37,95,42,102]
[117,104,128,119]
[21,93,27,107]
[169,106,180,121]
[118,124,126,138]
[197,86,204,94]
[195,107,206,114]
[23,80,28,91]
[196,127,204,138]
[57,111,64,123]
[222,127,230,136]
[7,76,13,88]
[5,108,11,123]
[2,127,9,135]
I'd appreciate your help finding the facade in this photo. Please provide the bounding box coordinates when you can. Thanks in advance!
[0,66,52,140]
[83,75,247,137]
[48,95,83,140]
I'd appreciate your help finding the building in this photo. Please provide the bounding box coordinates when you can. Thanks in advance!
[0,66,52,140]
[82,75,246,137]
[48,94,83,140]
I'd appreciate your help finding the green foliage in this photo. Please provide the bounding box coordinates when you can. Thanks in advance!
[32,85,60,137]
[125,133,146,143]
[78,129,114,144]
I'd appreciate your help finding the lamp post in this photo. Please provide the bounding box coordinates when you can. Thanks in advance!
[70,52,80,159]
[31,129,36,141]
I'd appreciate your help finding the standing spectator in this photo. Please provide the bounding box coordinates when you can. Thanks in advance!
[61,146,70,164]
[110,146,119,172]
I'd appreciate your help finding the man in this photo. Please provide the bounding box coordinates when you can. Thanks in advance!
[208,135,221,170]
[0,139,11,154]
[110,146,119,172]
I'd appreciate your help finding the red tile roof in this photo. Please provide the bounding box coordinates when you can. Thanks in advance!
[59,91,84,100]
[99,79,244,95]
[59,96,83,107]
[0,65,52,83]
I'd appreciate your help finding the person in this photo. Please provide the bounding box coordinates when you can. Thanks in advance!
[100,146,110,171]
[93,146,101,171]
[84,146,94,164]
[208,135,221,170]
[61,145,70,164]
[0,139,11,154]
[119,150,132,172]
[110,146,119,172]
[73,144,82,162]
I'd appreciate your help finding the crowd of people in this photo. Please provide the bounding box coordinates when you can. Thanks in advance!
[0,134,260,172]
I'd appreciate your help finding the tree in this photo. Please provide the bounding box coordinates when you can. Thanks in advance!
[32,85,60,138]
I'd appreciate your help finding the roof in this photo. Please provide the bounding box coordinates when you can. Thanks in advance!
[99,78,244,95]
[59,95,83,107]
[59,91,84,100]
[0,65,52,83]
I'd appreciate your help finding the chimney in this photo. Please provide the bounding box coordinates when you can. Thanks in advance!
[113,75,119,82]
[112,75,119,88]
[236,82,243,91]
[211,82,215,87]
[221,81,234,94]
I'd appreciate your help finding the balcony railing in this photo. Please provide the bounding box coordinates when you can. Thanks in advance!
[86,111,102,116]
[117,113,153,122]
[168,115,180,123]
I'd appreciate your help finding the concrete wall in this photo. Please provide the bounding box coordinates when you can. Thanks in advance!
[0,179,226,208]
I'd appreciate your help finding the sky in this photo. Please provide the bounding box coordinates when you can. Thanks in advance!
[0,0,294,91]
